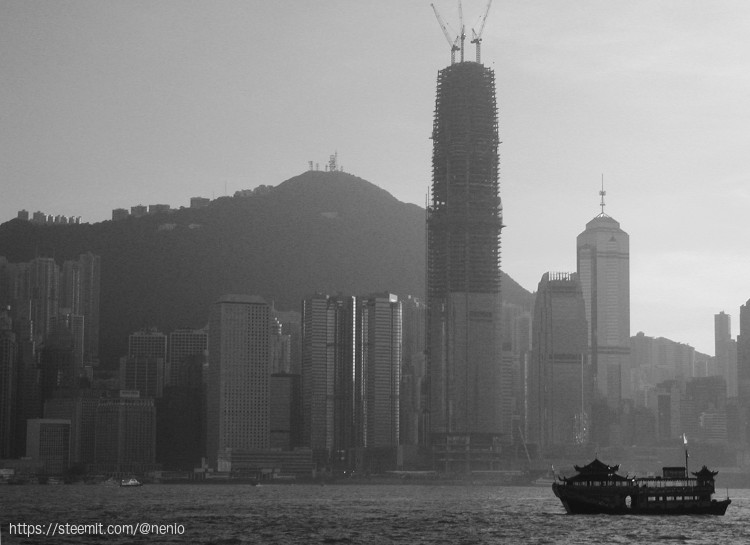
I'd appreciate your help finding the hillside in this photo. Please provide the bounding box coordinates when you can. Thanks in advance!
[0,171,532,365]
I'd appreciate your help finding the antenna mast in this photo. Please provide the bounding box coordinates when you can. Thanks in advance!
[599,174,606,215]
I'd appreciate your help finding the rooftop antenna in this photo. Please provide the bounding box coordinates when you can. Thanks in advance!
[599,174,606,215]
[431,3,461,64]
[470,0,493,64]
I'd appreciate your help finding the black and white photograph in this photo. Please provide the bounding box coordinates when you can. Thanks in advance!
[1,1,749,543]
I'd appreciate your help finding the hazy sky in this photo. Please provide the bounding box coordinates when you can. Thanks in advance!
[2,1,749,354]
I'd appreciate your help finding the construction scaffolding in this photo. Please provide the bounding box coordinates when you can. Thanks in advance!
[427,61,502,300]
[425,61,506,466]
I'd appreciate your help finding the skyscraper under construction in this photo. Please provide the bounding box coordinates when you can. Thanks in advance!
[426,19,505,469]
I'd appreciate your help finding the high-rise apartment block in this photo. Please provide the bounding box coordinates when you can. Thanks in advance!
[577,196,630,408]
[426,46,506,467]
[206,295,271,468]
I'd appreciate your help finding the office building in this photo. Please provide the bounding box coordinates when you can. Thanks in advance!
[44,388,106,465]
[301,294,356,463]
[23,257,60,342]
[39,328,76,403]
[94,390,156,473]
[206,295,271,468]
[129,329,167,360]
[426,40,505,466]
[0,312,16,458]
[577,190,630,408]
[26,419,70,475]
[360,293,401,449]
[119,355,164,398]
[529,273,591,450]
[737,300,750,403]
[715,312,738,397]
[167,327,207,387]
[301,293,403,468]
[400,295,426,447]
[270,373,301,450]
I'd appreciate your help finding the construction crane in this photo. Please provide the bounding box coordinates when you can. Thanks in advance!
[431,3,460,64]
[470,0,493,63]
[459,1,466,62]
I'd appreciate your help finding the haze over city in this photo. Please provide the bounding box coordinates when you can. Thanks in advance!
[2,0,750,354]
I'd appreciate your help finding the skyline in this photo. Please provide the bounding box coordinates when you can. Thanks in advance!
[2,1,750,355]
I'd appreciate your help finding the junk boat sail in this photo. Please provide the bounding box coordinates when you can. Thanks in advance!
[552,459,731,515]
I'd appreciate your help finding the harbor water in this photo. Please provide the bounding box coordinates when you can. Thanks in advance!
[1,483,748,544]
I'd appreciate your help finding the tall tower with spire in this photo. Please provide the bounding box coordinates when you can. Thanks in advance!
[576,182,630,414]
[426,3,506,469]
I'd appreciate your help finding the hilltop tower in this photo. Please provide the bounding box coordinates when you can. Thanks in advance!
[426,22,505,469]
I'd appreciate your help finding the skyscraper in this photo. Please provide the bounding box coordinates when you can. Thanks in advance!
[124,329,167,397]
[301,293,403,468]
[23,257,59,342]
[94,391,155,473]
[576,190,630,409]
[167,327,207,387]
[360,293,401,450]
[301,294,356,463]
[206,295,270,468]
[715,311,737,397]
[60,253,100,366]
[26,418,70,475]
[738,300,750,404]
[426,41,505,459]
[0,311,16,458]
[529,273,590,450]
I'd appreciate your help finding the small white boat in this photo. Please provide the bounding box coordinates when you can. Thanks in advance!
[120,478,143,487]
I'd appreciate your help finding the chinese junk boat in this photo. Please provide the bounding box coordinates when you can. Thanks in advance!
[552,459,731,515]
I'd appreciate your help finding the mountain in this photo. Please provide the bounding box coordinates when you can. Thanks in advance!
[0,171,532,365]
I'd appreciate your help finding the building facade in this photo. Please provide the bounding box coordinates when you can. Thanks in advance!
[360,293,401,449]
[0,312,16,458]
[94,391,156,473]
[426,56,506,464]
[206,295,271,468]
[714,311,737,398]
[167,327,207,387]
[576,202,630,408]
[529,273,591,451]
[26,419,71,475]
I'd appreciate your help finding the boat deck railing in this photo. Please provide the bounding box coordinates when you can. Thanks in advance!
[565,477,713,491]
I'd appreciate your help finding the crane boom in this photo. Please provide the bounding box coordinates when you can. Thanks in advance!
[431,3,460,64]
[458,0,465,62]
[476,0,493,40]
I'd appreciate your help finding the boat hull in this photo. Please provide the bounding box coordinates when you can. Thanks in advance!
[553,483,731,515]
